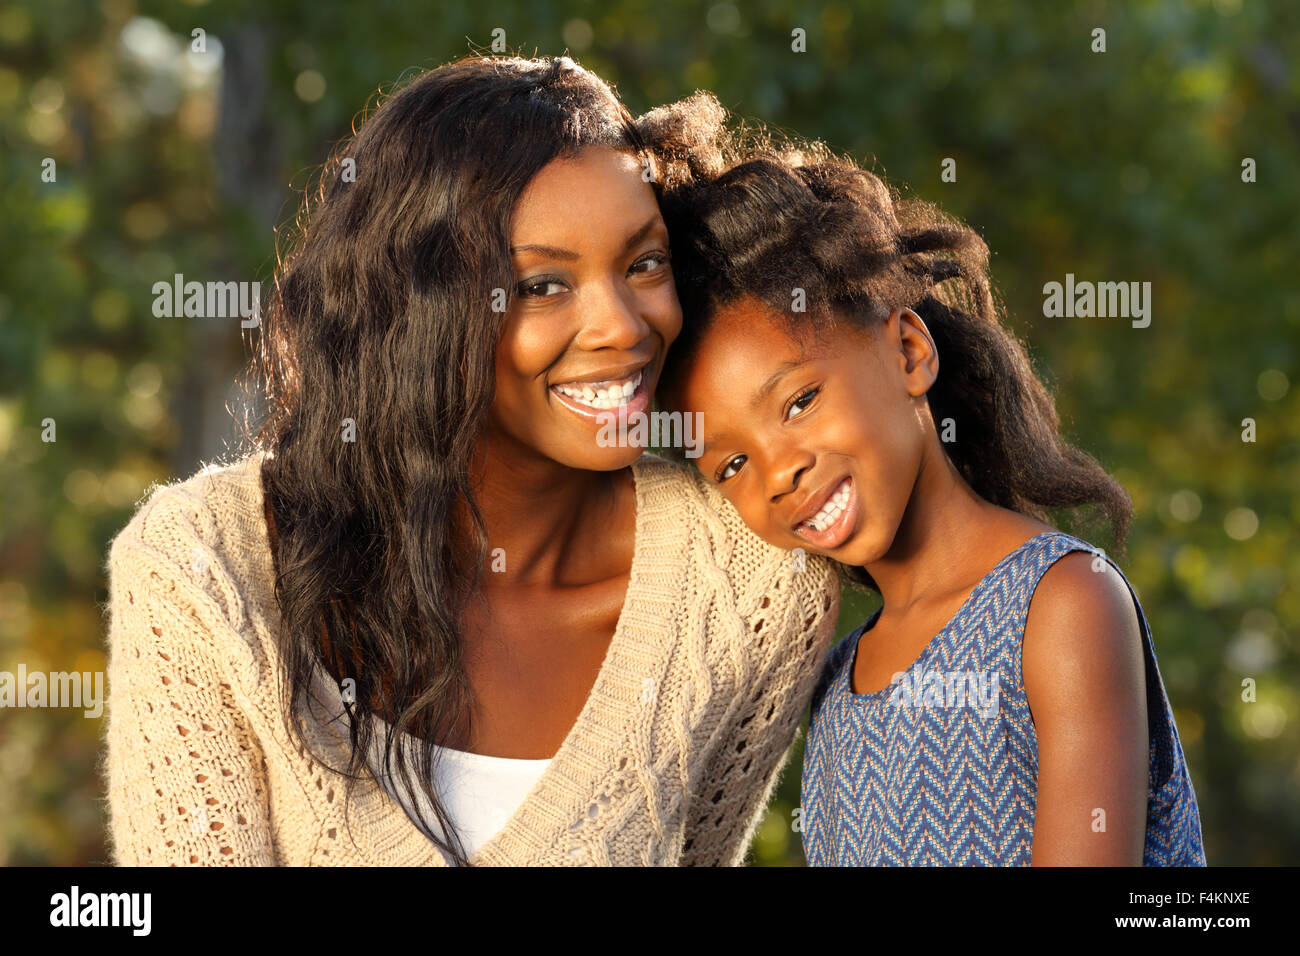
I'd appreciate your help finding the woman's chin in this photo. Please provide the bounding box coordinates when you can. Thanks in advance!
[556,443,648,473]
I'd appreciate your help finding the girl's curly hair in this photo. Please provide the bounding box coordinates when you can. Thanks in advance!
[635,92,1132,587]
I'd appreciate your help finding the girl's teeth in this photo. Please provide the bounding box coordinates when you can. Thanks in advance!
[802,480,851,533]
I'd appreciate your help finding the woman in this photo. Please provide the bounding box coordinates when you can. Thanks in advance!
[103,55,840,866]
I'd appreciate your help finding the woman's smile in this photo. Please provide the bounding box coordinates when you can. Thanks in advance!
[549,364,649,418]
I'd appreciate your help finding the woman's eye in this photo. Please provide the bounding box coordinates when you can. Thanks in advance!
[629,251,671,276]
[516,253,666,299]
[786,387,819,421]
[717,454,746,482]
[517,276,567,298]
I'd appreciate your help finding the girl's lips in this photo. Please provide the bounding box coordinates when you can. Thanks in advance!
[793,477,860,551]
[549,366,651,421]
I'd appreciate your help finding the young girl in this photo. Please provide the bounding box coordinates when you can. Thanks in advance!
[654,130,1206,865]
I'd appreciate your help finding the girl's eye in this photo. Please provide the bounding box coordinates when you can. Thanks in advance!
[786,387,819,421]
[516,276,567,298]
[717,454,746,483]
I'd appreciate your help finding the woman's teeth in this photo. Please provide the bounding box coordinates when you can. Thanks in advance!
[801,479,851,533]
[553,370,642,410]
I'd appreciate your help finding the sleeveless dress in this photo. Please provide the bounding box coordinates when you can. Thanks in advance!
[800,531,1205,866]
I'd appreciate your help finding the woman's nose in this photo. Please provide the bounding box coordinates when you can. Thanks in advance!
[575,281,650,351]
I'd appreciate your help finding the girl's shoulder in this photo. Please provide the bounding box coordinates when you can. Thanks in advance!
[969,528,1148,640]
[1011,531,1153,716]
[828,613,876,670]
[1011,530,1140,606]
[810,615,875,713]
[1019,529,1147,616]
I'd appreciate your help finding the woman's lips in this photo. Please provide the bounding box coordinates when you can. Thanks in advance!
[549,367,650,421]
[793,476,860,550]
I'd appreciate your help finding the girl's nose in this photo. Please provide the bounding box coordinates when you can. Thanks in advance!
[766,446,817,505]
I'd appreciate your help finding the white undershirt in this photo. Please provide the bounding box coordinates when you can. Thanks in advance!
[362,714,552,860]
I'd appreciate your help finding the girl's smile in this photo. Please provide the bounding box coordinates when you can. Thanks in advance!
[791,473,860,549]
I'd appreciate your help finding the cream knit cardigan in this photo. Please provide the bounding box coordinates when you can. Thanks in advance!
[103,451,841,865]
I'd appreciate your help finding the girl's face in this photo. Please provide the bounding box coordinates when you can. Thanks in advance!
[663,298,940,566]
[488,146,682,471]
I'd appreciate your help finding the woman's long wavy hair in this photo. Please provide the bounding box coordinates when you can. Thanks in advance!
[646,93,1133,591]
[238,54,704,866]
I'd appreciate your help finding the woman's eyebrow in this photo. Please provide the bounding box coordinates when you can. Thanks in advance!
[510,214,663,260]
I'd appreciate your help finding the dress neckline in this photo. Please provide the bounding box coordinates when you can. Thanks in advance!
[844,531,1062,701]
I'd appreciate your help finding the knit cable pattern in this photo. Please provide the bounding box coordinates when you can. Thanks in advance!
[103,452,840,865]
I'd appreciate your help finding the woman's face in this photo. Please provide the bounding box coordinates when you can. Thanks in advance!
[487,145,682,471]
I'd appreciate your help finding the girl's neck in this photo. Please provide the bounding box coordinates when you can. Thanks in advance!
[862,438,1006,613]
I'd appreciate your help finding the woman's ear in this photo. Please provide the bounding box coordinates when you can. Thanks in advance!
[890,306,940,397]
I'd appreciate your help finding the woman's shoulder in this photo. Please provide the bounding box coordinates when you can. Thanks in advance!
[111,451,268,562]
[107,451,275,642]
[105,451,275,694]
[632,451,787,553]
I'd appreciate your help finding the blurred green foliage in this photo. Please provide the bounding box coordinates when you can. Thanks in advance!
[1,0,1296,865]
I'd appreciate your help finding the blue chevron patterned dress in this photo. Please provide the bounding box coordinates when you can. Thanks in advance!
[801,531,1205,866]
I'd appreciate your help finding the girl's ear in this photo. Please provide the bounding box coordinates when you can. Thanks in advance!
[890,306,940,397]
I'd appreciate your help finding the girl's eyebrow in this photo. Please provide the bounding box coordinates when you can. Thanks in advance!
[752,360,809,408]
[510,214,663,261]
[700,357,812,457]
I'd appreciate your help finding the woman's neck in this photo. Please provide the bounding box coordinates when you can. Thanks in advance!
[466,434,629,588]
